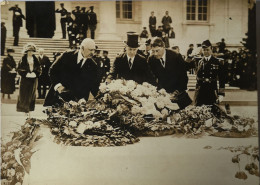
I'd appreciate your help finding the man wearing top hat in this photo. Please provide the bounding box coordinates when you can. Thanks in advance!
[148,37,191,109]
[44,38,101,106]
[191,40,226,106]
[55,3,68,39]
[9,4,26,46]
[108,33,155,85]
[88,6,97,39]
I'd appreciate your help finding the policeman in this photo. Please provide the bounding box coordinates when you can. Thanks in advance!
[55,3,68,39]
[193,40,226,106]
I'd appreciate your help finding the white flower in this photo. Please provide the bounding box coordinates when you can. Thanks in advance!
[69,100,78,106]
[99,83,107,93]
[237,125,244,132]
[78,98,87,105]
[69,121,77,127]
[2,163,7,169]
[77,123,87,134]
[131,105,142,115]
[244,125,250,131]
[204,118,213,128]
[161,108,169,116]
[63,127,70,135]
[7,168,15,177]
[125,80,137,91]
[156,101,165,109]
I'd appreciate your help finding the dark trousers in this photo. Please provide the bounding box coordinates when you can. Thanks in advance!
[1,40,5,55]
[149,25,156,37]
[13,25,20,46]
[89,25,96,39]
[61,21,66,39]
[37,83,48,99]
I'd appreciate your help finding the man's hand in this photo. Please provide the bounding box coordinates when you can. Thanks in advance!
[218,95,224,103]
[57,86,65,94]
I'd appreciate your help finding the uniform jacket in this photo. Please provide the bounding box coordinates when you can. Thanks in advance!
[9,7,25,27]
[44,50,101,106]
[109,53,155,85]
[55,8,68,22]
[148,49,188,93]
[194,56,226,106]
[88,11,97,25]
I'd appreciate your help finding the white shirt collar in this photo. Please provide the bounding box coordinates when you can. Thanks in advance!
[205,55,212,61]
[77,51,87,67]
[127,55,135,64]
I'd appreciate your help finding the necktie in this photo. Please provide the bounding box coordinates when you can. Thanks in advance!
[160,58,165,68]
[128,58,132,69]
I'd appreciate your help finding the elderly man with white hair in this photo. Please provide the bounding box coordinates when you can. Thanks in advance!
[44,38,101,106]
[37,48,51,99]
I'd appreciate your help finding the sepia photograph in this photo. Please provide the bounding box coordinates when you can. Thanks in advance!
[1,0,259,184]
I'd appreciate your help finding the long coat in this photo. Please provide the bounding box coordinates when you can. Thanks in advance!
[110,53,155,85]
[194,56,226,106]
[1,55,17,94]
[17,55,41,113]
[44,50,101,106]
[38,55,51,86]
[148,49,188,93]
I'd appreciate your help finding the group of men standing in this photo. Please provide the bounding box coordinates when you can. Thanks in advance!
[44,33,225,112]
[55,3,97,46]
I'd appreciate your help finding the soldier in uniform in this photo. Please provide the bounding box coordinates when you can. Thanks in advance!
[72,6,81,26]
[192,40,226,106]
[9,4,26,46]
[88,6,97,39]
[55,3,68,39]
[108,33,155,85]
[81,7,89,38]
[67,21,78,49]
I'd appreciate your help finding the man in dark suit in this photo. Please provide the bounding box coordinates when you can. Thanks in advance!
[161,11,172,36]
[9,4,25,46]
[72,6,81,26]
[108,33,155,85]
[149,11,157,37]
[88,6,97,39]
[191,40,226,106]
[1,22,7,56]
[37,48,51,99]
[148,37,191,109]
[44,38,100,106]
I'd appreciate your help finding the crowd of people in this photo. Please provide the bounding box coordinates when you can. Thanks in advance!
[55,3,97,48]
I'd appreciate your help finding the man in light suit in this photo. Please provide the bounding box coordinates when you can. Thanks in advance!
[108,33,155,85]
[148,37,191,109]
[44,38,101,106]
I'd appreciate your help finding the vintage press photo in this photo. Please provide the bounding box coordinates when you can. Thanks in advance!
[1,0,259,185]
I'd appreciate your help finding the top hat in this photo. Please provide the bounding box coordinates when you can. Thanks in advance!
[124,33,140,48]
[7,48,15,53]
[202,40,212,48]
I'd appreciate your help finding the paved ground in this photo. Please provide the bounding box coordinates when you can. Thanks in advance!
[1,103,259,185]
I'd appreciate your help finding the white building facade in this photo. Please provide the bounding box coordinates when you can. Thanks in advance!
[1,0,248,51]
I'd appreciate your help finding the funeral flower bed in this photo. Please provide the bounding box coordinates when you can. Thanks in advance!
[1,79,258,183]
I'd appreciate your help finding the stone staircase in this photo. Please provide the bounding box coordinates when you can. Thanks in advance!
[1,37,238,91]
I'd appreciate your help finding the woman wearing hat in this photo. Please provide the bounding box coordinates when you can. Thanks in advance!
[16,43,41,117]
[1,48,17,99]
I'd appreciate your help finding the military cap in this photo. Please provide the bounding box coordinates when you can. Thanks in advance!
[201,40,212,48]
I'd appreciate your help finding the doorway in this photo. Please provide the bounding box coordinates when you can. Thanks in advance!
[26,1,56,38]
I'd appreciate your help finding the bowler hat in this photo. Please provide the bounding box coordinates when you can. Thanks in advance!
[124,33,140,48]
[7,48,15,53]
[202,40,212,48]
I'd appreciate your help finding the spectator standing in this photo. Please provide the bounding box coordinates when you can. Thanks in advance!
[149,11,157,37]
[161,11,172,36]
[101,50,111,81]
[81,7,89,38]
[88,6,97,39]
[218,38,226,54]
[72,6,81,26]
[156,26,163,38]
[187,44,194,57]
[17,43,41,118]
[1,22,7,56]
[9,4,25,46]
[37,48,51,99]
[55,3,68,39]
[1,48,17,99]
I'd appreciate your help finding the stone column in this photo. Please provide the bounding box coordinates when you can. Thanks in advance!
[18,2,29,38]
[97,1,120,40]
